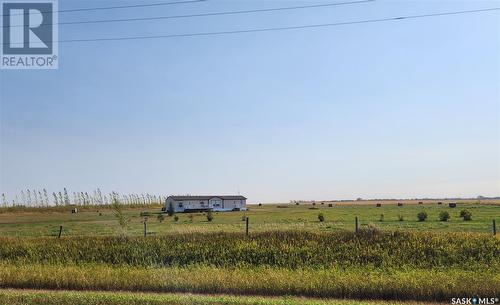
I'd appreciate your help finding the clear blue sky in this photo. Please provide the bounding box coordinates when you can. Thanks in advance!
[1,0,499,203]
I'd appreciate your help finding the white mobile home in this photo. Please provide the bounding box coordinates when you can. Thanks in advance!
[165,195,247,213]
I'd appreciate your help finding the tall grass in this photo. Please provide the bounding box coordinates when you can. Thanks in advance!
[0,264,498,301]
[0,231,498,301]
[0,231,498,269]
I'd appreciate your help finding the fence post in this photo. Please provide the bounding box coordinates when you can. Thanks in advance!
[493,220,497,236]
[144,218,147,237]
[355,217,359,233]
[58,225,63,238]
[246,217,249,236]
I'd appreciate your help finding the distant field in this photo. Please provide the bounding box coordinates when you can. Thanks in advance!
[0,200,498,237]
[0,289,443,305]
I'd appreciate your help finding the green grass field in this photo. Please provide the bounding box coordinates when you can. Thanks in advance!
[0,201,498,237]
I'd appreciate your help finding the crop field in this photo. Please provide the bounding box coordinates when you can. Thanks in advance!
[0,201,498,304]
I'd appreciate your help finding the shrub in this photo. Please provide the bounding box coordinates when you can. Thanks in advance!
[111,198,130,232]
[439,211,450,222]
[157,214,164,223]
[317,213,325,222]
[417,211,428,222]
[206,211,213,222]
[460,210,472,221]
[358,223,380,237]
[173,215,179,222]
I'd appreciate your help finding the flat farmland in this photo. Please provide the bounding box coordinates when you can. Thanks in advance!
[0,200,498,237]
[0,200,498,304]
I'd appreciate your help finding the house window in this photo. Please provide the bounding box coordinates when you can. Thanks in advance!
[200,201,205,206]
[178,202,183,208]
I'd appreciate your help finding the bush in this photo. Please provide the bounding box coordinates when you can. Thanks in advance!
[157,213,164,223]
[358,223,380,237]
[417,211,427,222]
[206,211,214,222]
[173,215,179,222]
[317,213,325,222]
[439,211,450,222]
[460,210,472,221]
[111,199,130,233]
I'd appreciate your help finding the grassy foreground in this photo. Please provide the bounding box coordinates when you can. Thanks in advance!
[0,231,498,268]
[0,264,497,301]
[0,231,498,301]
[0,289,442,305]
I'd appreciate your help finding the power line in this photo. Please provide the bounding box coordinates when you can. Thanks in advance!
[3,7,499,45]
[3,0,374,28]
[2,0,205,17]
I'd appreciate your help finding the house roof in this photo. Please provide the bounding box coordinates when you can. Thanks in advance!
[167,195,247,200]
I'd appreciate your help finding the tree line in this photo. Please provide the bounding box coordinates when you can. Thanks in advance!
[1,188,166,208]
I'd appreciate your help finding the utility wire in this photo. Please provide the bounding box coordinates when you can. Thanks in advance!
[3,0,374,28]
[2,0,205,17]
[3,7,499,45]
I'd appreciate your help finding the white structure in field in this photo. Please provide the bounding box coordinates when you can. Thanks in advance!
[165,195,247,213]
